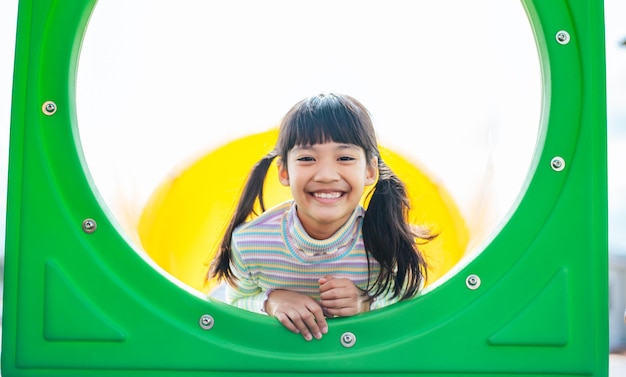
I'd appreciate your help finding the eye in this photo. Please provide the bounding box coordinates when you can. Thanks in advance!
[338,156,356,161]
[296,156,315,162]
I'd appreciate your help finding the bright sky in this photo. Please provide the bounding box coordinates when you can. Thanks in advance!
[1,0,625,258]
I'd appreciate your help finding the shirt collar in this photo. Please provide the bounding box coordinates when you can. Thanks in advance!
[286,201,364,256]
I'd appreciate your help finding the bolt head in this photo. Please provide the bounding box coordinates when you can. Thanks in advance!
[466,274,481,290]
[340,332,356,348]
[82,218,97,233]
[199,314,214,330]
[42,101,57,115]
[556,30,570,45]
[551,156,566,172]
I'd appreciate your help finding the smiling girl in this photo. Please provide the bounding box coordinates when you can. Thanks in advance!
[209,93,433,341]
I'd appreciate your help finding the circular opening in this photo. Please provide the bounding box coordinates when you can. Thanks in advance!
[76,0,541,294]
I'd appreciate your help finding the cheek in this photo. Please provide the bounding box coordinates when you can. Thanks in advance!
[284,170,303,187]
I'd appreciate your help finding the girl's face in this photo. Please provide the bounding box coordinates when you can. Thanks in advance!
[277,142,377,240]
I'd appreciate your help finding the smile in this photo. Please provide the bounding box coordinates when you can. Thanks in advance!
[313,192,343,199]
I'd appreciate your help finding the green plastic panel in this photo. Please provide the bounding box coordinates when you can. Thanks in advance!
[2,0,608,376]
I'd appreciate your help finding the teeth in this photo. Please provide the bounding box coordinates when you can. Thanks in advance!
[314,192,341,199]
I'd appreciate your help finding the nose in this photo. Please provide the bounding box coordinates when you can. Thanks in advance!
[313,161,340,183]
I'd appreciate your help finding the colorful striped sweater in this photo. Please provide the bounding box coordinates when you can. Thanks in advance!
[225,200,399,313]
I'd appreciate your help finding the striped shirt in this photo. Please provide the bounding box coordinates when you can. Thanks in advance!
[226,201,399,313]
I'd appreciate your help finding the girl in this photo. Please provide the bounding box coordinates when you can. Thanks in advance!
[210,93,432,341]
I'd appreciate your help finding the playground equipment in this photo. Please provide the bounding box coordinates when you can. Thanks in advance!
[2,0,607,376]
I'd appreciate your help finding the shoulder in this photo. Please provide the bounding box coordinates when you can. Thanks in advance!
[230,201,292,259]
[233,200,292,236]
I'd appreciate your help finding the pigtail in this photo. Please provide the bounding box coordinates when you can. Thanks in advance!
[209,150,278,284]
[362,158,429,300]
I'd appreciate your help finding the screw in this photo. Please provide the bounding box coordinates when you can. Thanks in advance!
[556,30,570,45]
[466,274,481,290]
[551,156,565,172]
[340,332,356,348]
[199,314,214,330]
[82,218,97,234]
[42,101,57,115]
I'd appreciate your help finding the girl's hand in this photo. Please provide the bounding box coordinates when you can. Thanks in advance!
[319,275,372,317]
[264,289,328,341]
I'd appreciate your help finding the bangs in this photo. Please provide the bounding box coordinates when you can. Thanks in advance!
[277,94,377,156]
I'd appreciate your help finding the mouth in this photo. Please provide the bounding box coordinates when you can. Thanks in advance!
[312,191,343,200]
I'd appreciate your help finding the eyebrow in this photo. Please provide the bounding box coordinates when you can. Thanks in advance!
[293,143,360,152]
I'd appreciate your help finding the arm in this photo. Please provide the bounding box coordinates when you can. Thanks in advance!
[224,269,267,314]
[226,243,328,341]
[223,242,267,313]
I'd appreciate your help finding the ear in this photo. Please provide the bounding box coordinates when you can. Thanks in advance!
[365,156,378,186]
[277,158,290,186]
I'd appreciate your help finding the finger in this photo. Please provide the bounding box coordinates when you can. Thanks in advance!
[320,296,350,307]
[323,305,356,318]
[291,314,315,341]
[318,275,334,287]
[319,281,345,295]
[274,312,300,334]
[321,283,360,302]
[321,298,357,315]
[302,305,329,340]
[319,287,346,300]
[310,307,328,335]
[322,294,364,316]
